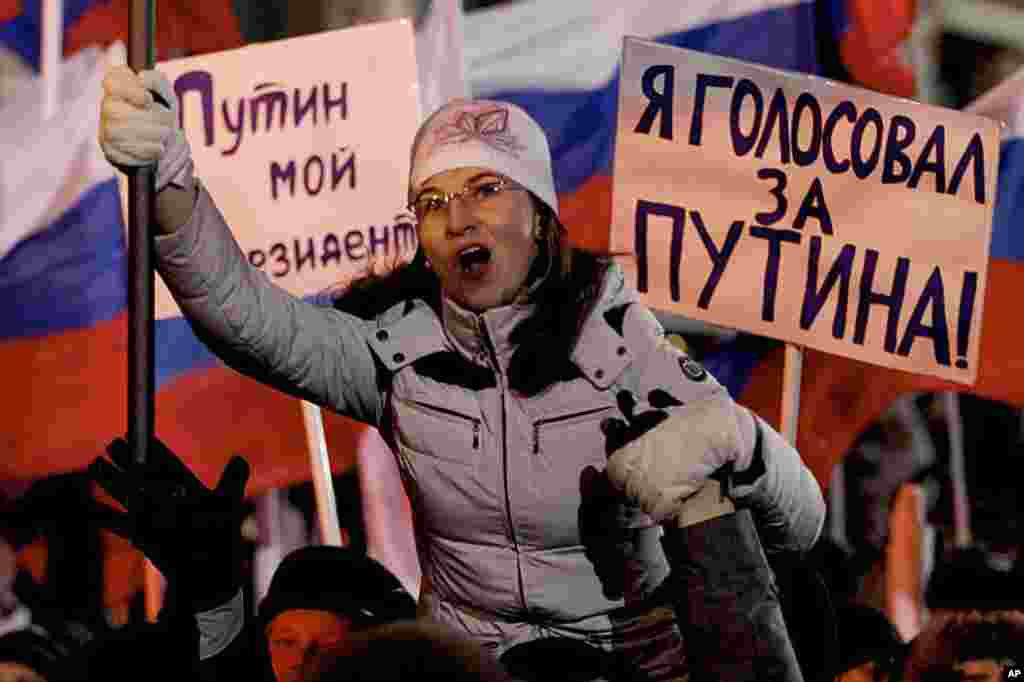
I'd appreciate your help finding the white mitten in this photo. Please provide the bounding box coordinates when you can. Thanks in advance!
[99,66,193,192]
[606,393,755,524]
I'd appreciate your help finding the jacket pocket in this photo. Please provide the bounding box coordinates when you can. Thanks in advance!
[532,405,616,457]
[394,397,482,464]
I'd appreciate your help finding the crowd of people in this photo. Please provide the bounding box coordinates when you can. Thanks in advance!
[2,50,1023,680]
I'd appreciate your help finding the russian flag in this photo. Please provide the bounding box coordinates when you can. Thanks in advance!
[832,0,917,99]
[0,6,285,494]
[0,1,19,26]
[0,44,240,482]
[0,0,100,68]
[0,45,131,478]
[467,0,916,248]
[985,79,1024,264]
[468,0,822,252]
[0,0,242,70]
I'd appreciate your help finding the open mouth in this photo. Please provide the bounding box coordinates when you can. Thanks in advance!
[457,246,492,275]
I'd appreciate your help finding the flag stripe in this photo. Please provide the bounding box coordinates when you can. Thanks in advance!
[154,293,329,389]
[992,137,1024,260]
[1,0,244,70]
[155,317,220,389]
[0,178,126,338]
[0,1,18,25]
[0,0,96,68]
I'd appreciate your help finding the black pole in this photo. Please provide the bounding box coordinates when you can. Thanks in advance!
[127,0,156,466]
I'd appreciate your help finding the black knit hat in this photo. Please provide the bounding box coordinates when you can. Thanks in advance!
[499,637,646,682]
[926,547,1024,611]
[0,627,68,679]
[833,603,908,674]
[258,546,416,631]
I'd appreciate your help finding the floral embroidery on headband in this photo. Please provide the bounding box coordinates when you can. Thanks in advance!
[432,107,526,157]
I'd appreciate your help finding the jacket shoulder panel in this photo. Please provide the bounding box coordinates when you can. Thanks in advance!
[570,265,637,389]
[364,299,448,374]
[614,302,729,406]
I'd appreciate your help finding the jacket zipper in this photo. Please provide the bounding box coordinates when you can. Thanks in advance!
[478,320,528,612]
[407,399,480,449]
[532,406,615,454]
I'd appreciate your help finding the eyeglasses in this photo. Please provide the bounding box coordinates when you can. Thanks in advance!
[409,176,521,227]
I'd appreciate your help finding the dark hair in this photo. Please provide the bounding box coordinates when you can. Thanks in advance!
[833,603,906,677]
[907,610,1024,681]
[926,547,1024,612]
[332,198,612,397]
[258,546,416,631]
[507,199,612,395]
[67,620,198,681]
[0,627,69,680]
[309,620,513,682]
[498,637,647,682]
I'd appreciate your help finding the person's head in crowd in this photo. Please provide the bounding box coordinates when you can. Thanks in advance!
[844,395,935,561]
[336,98,610,397]
[902,609,1024,682]
[925,547,1024,614]
[832,603,908,682]
[308,620,513,682]
[68,619,203,681]
[0,538,19,624]
[0,627,69,682]
[900,546,1024,681]
[258,546,417,682]
[497,636,644,682]
[406,98,564,315]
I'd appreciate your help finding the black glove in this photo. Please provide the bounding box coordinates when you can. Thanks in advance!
[88,437,250,612]
[577,390,683,602]
[600,389,683,455]
[578,465,635,601]
[2,471,93,549]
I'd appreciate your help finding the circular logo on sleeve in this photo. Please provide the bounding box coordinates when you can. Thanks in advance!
[679,357,707,382]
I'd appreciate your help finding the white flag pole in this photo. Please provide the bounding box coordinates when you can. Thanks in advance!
[886,482,927,641]
[41,0,62,118]
[828,460,850,551]
[942,392,972,548]
[302,400,343,546]
[143,558,166,622]
[253,489,285,605]
[780,344,803,445]
[416,0,468,117]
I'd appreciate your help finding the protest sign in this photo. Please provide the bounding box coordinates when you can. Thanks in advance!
[612,38,1000,384]
[135,20,421,319]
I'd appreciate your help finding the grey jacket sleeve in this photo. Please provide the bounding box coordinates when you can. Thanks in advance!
[660,508,804,681]
[730,410,826,554]
[153,184,384,425]
[195,589,245,661]
[617,303,825,554]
